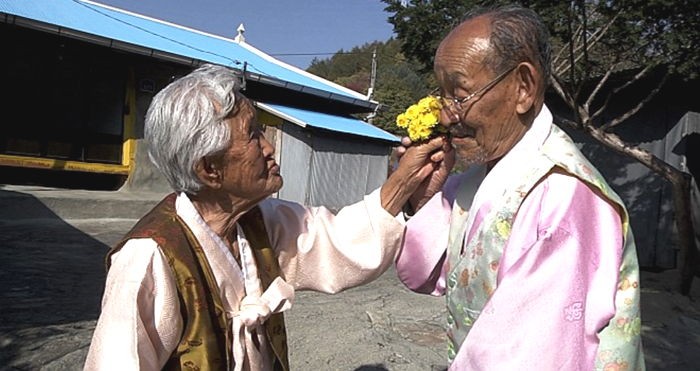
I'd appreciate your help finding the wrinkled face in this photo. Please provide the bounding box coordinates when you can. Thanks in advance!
[434,16,528,168]
[217,99,282,203]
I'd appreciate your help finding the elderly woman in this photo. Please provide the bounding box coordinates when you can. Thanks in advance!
[84,64,446,371]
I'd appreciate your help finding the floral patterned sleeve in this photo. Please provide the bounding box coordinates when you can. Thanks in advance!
[395,173,465,296]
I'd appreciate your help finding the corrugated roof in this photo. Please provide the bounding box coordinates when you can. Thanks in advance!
[0,0,400,143]
[0,0,371,106]
[258,103,399,144]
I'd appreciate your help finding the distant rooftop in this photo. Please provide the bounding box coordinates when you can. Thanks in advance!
[0,0,377,111]
[0,0,398,144]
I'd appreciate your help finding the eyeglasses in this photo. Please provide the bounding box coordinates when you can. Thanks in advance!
[434,65,518,113]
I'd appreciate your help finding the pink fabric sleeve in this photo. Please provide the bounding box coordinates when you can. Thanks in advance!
[258,188,405,294]
[84,239,182,371]
[452,172,623,370]
[395,174,463,295]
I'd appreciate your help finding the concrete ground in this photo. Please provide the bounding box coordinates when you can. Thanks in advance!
[0,184,698,370]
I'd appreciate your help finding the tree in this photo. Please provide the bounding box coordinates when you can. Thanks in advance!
[382,0,700,293]
[308,44,374,88]
[372,61,432,132]
[383,0,472,73]
[547,0,700,295]
[307,39,433,134]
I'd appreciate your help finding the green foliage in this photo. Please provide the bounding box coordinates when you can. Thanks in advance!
[307,38,432,135]
[307,1,700,136]
[538,0,700,96]
[382,0,467,73]
[373,62,432,133]
[307,43,377,92]
[382,0,700,80]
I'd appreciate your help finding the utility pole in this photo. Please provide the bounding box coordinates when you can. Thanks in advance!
[367,48,377,100]
[366,48,378,123]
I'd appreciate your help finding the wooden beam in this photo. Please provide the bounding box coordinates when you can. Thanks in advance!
[0,154,130,175]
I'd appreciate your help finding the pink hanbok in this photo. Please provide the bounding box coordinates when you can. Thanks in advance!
[397,106,644,370]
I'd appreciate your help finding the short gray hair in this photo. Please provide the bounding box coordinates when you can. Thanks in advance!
[464,5,552,86]
[145,64,243,193]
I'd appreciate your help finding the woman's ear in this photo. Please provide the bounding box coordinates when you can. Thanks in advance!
[194,156,223,189]
[514,62,539,114]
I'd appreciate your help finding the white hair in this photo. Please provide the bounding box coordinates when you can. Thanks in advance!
[145,64,243,193]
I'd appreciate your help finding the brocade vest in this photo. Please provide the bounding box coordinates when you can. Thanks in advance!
[107,194,289,371]
[444,125,644,369]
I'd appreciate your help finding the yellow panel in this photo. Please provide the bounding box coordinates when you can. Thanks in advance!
[122,68,137,168]
[257,108,283,127]
[0,154,130,175]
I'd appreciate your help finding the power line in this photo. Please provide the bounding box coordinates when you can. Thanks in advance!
[72,0,279,79]
[75,2,408,76]
[271,51,410,65]
[269,51,374,57]
[73,0,243,67]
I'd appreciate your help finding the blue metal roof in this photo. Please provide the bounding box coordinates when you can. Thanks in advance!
[0,0,400,143]
[259,103,399,144]
[0,0,370,105]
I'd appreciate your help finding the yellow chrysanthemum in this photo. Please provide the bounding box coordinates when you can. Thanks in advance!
[420,112,438,128]
[408,124,431,141]
[396,113,409,129]
[406,104,420,118]
[417,98,432,112]
[397,95,443,141]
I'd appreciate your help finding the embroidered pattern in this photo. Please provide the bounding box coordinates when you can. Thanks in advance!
[564,302,584,321]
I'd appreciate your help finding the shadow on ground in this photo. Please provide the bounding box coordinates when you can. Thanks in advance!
[0,190,110,368]
[354,364,446,371]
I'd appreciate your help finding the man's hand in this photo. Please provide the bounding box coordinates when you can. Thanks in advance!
[380,136,453,216]
[397,136,455,213]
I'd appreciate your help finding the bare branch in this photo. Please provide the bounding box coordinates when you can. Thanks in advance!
[567,3,577,89]
[600,70,669,131]
[592,64,654,122]
[554,10,622,78]
[574,1,590,100]
[553,115,580,130]
[581,1,589,74]
[550,74,577,108]
[550,73,595,129]
[553,26,583,71]
[586,11,620,50]
[584,59,621,112]
[555,26,587,76]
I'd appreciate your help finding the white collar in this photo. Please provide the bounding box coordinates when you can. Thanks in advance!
[175,192,245,282]
[488,104,552,180]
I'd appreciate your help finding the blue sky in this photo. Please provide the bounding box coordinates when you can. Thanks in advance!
[95,0,396,69]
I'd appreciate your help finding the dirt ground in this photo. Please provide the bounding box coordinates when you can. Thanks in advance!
[636,269,700,370]
[0,186,699,370]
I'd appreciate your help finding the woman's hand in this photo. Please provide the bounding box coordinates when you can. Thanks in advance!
[396,136,454,213]
[380,136,454,216]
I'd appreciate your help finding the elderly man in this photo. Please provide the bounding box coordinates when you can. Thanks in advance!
[85,64,446,370]
[396,5,644,370]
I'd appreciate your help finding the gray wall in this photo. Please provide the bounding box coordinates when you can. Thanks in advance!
[559,109,700,268]
[277,122,392,211]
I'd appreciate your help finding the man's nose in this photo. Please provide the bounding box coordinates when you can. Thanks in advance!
[439,107,459,127]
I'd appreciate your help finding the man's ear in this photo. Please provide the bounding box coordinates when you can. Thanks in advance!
[514,62,539,114]
[194,156,223,189]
